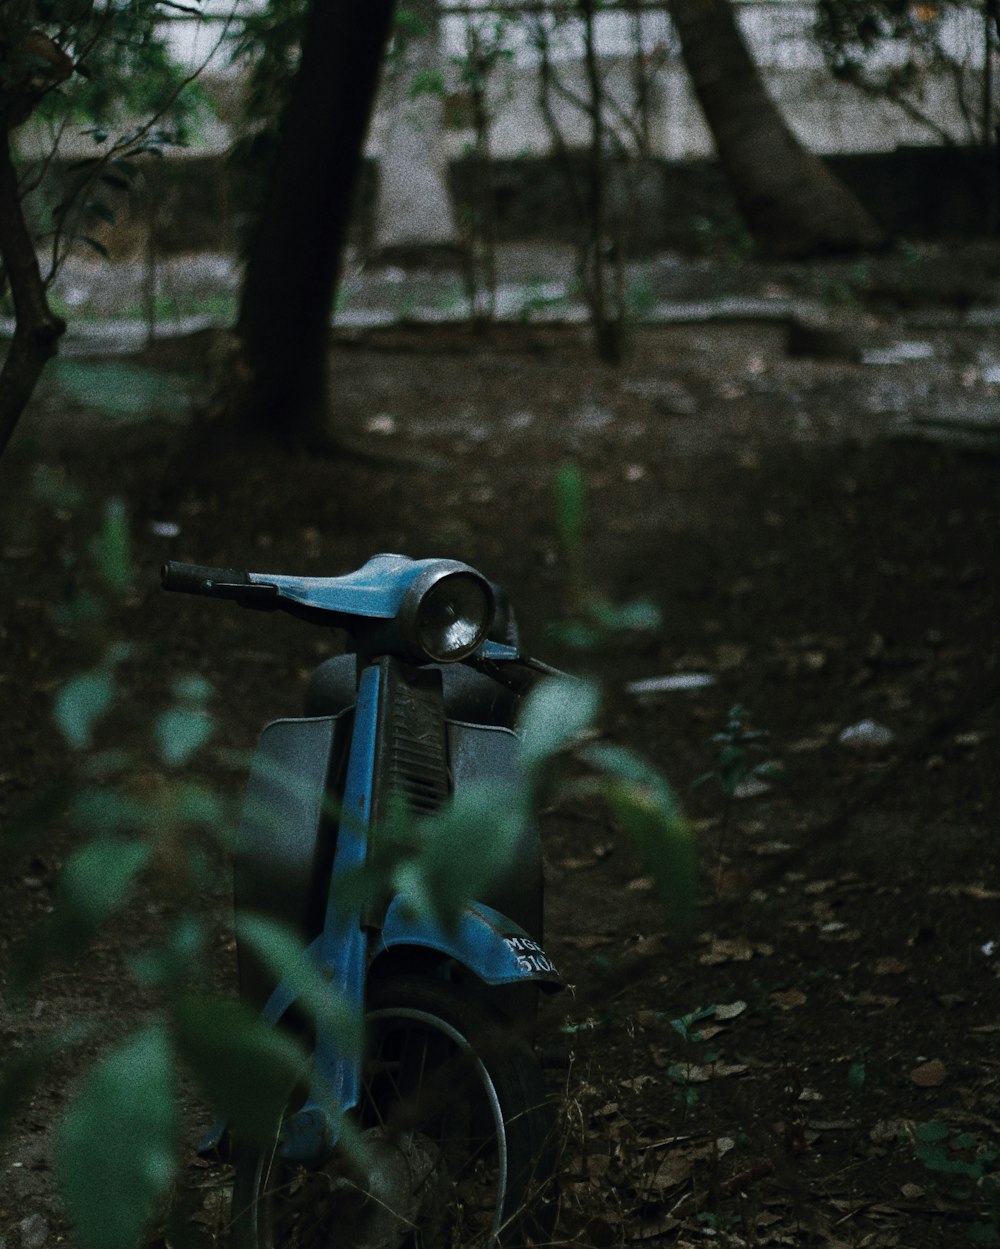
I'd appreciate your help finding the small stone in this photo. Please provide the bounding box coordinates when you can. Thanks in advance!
[20,1214,48,1249]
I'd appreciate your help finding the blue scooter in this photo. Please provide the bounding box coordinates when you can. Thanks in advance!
[161,554,564,1248]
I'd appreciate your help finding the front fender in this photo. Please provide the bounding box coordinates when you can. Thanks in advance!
[375,897,563,989]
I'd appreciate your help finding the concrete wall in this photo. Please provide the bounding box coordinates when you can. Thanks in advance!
[30,0,992,160]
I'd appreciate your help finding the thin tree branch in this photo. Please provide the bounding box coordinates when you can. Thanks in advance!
[43,0,241,285]
[0,124,66,459]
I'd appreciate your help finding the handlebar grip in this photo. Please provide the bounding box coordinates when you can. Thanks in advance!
[161,560,252,595]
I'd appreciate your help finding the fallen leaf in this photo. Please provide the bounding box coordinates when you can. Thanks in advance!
[622,1075,657,1092]
[851,992,900,1009]
[772,989,807,1011]
[871,1118,911,1144]
[700,938,772,965]
[873,956,910,975]
[672,1062,748,1083]
[788,736,828,753]
[910,1059,947,1087]
[900,1182,925,1199]
[648,1136,736,1192]
[714,1000,748,1021]
[586,1154,612,1180]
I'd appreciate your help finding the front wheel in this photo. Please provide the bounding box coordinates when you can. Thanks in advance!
[230,976,557,1249]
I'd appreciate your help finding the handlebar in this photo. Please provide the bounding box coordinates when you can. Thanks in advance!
[160,559,568,689]
[161,560,278,606]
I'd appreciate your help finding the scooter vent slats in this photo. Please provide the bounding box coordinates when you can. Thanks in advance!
[374,660,451,820]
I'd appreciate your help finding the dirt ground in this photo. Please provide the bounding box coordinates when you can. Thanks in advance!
[1,251,999,1249]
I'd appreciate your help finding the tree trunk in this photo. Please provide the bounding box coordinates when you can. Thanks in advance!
[236,0,397,449]
[669,0,883,258]
[373,0,459,263]
[0,123,66,460]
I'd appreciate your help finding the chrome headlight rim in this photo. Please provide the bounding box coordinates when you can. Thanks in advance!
[399,562,495,664]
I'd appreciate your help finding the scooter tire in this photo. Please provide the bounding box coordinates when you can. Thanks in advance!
[230,975,558,1249]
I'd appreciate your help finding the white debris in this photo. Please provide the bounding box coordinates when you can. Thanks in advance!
[365,413,397,435]
[625,673,717,695]
[838,719,896,751]
[149,520,181,538]
[861,342,935,365]
[733,776,772,799]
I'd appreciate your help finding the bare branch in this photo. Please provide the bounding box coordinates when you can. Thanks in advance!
[155,0,208,15]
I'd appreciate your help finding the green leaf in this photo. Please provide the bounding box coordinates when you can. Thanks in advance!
[155,706,214,767]
[517,675,599,776]
[55,838,150,952]
[130,917,205,988]
[31,463,84,510]
[54,670,116,749]
[172,781,226,828]
[669,1004,716,1041]
[847,1062,866,1093]
[588,596,661,634]
[88,497,132,596]
[915,1143,980,1177]
[56,1025,176,1249]
[172,674,213,703]
[916,1120,950,1143]
[408,68,446,99]
[554,461,586,554]
[70,788,148,835]
[173,992,307,1144]
[51,361,187,422]
[392,779,527,924]
[581,743,695,924]
[236,916,363,1061]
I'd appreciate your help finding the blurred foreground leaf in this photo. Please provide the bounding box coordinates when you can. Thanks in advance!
[518,675,599,777]
[50,361,187,422]
[57,1025,176,1249]
[173,992,307,1144]
[54,670,116,750]
[88,498,132,597]
[391,780,527,928]
[156,706,215,767]
[57,837,150,948]
[582,742,696,924]
[236,915,362,1060]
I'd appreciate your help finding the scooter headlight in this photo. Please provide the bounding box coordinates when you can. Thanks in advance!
[402,565,494,663]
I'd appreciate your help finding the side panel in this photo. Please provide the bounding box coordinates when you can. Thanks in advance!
[234,714,349,1009]
[447,720,543,944]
